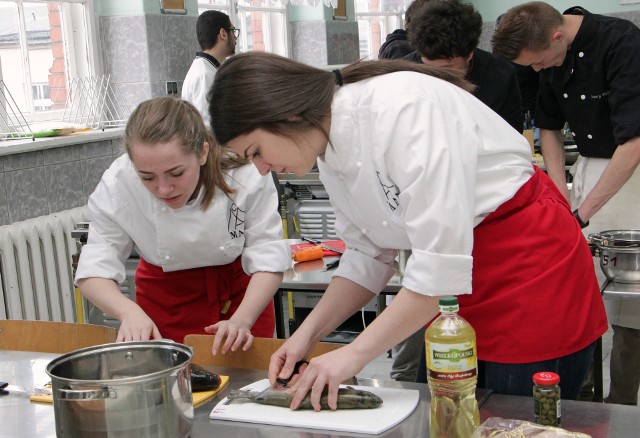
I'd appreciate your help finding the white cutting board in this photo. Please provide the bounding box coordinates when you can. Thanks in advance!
[210,379,420,434]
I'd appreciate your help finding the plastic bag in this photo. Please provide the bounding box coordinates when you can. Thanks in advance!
[471,417,592,438]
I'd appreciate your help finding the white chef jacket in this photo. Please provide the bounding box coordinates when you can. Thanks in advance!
[319,71,534,297]
[75,154,290,284]
[182,56,218,128]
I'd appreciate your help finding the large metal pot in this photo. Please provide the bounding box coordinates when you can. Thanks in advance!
[46,340,193,438]
[588,230,640,284]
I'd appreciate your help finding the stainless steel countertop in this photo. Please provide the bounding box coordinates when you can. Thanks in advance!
[0,349,457,438]
[281,258,401,294]
[282,239,403,293]
[481,393,639,437]
[1,349,635,437]
[601,280,640,300]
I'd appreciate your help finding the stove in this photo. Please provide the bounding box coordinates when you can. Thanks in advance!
[275,171,338,240]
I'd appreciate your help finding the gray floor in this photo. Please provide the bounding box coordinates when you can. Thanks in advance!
[358,325,637,403]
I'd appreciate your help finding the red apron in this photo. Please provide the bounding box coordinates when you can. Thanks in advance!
[134,257,275,343]
[458,167,607,363]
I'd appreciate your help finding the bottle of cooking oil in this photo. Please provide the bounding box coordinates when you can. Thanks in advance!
[425,296,479,437]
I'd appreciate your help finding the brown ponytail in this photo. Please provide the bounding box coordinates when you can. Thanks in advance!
[209,52,473,146]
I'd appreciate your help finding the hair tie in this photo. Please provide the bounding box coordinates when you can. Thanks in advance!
[332,69,343,86]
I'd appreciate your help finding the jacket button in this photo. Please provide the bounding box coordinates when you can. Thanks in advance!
[382,221,389,227]
[219,246,225,251]
[587,134,593,139]
[578,52,584,57]
[161,207,167,212]
[563,93,568,98]
[165,255,171,260]
[361,228,368,235]
[581,95,586,100]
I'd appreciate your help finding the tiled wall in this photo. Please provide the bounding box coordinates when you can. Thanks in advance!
[291,20,360,66]
[0,138,123,225]
[99,13,198,111]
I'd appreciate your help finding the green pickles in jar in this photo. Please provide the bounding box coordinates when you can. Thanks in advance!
[532,371,561,427]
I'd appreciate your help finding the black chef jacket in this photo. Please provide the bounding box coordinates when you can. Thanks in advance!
[535,7,640,158]
[403,48,523,133]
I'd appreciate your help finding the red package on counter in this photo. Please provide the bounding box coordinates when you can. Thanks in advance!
[290,240,345,257]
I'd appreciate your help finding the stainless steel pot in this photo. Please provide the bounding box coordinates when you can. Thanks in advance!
[46,340,193,438]
[588,230,640,284]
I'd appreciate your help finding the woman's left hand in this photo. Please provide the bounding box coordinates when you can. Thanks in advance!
[288,345,365,411]
[204,320,253,355]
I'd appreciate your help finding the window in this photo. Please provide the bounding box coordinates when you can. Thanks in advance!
[0,0,97,125]
[354,0,403,60]
[198,0,289,57]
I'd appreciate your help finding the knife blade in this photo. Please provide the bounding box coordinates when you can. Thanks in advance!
[301,237,344,254]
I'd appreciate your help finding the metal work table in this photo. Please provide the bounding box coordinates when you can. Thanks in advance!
[480,393,639,437]
[2,349,636,437]
[274,256,403,339]
[601,279,640,300]
[1,349,488,438]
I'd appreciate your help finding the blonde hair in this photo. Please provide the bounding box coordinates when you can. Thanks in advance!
[124,97,246,210]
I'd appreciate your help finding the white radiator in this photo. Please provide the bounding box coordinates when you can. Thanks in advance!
[0,206,90,322]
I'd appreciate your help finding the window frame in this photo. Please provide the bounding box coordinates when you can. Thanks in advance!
[197,0,290,57]
[0,0,100,124]
[354,1,404,60]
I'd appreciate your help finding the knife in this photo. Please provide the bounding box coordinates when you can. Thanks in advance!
[301,237,344,254]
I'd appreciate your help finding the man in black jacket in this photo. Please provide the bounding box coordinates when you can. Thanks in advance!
[493,2,640,405]
[407,0,523,134]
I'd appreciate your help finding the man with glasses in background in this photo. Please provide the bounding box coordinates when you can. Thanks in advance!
[182,10,239,128]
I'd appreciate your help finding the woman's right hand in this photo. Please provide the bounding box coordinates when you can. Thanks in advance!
[116,307,162,342]
[268,336,313,388]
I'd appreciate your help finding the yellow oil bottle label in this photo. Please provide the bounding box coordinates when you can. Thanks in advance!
[426,341,477,380]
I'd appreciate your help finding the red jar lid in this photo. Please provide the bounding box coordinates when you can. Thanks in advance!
[533,372,560,385]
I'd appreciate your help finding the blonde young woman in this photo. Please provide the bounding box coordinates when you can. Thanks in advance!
[76,97,289,353]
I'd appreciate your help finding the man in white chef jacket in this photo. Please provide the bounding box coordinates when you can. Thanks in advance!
[182,10,238,128]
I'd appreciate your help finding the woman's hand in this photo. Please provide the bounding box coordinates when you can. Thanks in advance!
[204,320,253,355]
[267,337,312,388]
[117,308,162,342]
[288,345,365,411]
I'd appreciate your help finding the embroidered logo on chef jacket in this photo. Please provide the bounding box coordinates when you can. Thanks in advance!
[228,203,245,239]
[376,171,400,212]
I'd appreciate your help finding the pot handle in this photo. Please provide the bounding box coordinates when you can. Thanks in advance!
[587,233,603,257]
[57,387,116,400]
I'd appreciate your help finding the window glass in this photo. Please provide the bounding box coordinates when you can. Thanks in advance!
[0,3,26,113]
[198,0,288,57]
[25,2,58,112]
[237,9,287,55]
[198,0,229,6]
[354,0,403,59]
[0,1,93,124]
[236,0,284,7]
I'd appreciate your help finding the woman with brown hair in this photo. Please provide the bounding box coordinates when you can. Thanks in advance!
[76,97,289,353]
[209,52,606,409]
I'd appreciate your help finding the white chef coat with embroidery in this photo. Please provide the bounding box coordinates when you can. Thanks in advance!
[75,154,290,284]
[319,71,534,297]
